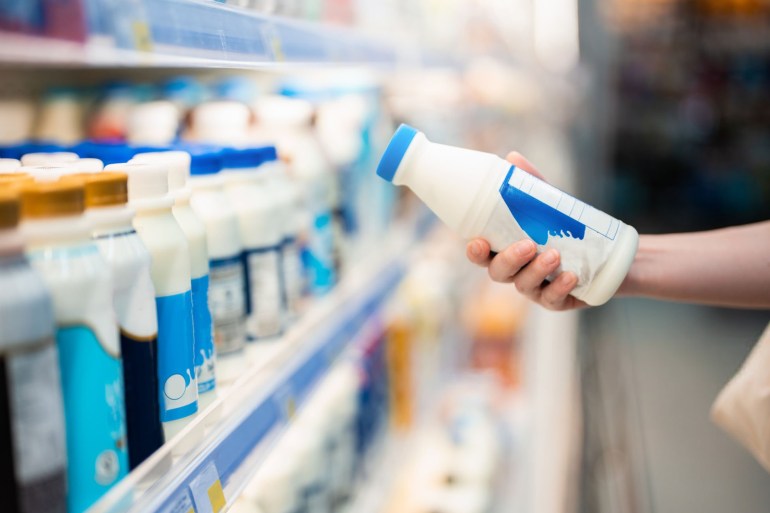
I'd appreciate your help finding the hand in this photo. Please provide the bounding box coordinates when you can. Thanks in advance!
[465,152,587,311]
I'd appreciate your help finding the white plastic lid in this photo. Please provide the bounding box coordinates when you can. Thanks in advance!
[254,96,313,127]
[73,158,104,173]
[20,152,79,167]
[106,162,173,209]
[126,101,180,145]
[20,165,81,182]
[0,158,21,173]
[132,151,191,192]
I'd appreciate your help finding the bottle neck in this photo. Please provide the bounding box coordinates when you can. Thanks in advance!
[22,214,91,249]
[87,204,135,237]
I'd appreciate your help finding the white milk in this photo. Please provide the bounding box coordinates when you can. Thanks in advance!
[254,96,337,296]
[376,124,639,306]
[106,162,199,442]
[189,101,251,146]
[20,152,79,166]
[260,156,306,322]
[221,147,284,342]
[20,165,80,182]
[0,158,21,173]
[20,181,128,513]
[0,189,67,513]
[76,172,165,470]
[188,150,247,384]
[73,158,104,172]
[126,101,180,146]
[131,151,217,412]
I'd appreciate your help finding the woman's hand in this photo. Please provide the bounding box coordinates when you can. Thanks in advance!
[465,151,587,311]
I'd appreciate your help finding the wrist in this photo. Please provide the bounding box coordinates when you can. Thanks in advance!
[615,234,653,297]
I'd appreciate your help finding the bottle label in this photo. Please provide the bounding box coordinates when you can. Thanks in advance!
[156,291,198,423]
[242,246,283,339]
[119,330,163,469]
[500,166,620,245]
[0,340,67,513]
[208,256,246,355]
[280,237,304,316]
[302,211,336,295]
[56,325,129,513]
[191,274,215,393]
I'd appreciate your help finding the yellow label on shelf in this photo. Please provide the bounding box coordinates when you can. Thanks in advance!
[132,21,153,52]
[207,480,226,513]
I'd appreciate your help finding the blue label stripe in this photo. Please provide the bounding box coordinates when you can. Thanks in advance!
[499,166,586,245]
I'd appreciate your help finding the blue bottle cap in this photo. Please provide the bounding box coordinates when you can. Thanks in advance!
[221,147,264,169]
[376,124,419,183]
[189,149,223,176]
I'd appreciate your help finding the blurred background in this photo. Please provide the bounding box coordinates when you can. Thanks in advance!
[0,1,768,513]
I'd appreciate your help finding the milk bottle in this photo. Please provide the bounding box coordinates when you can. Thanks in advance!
[20,180,129,513]
[376,125,639,305]
[106,162,199,440]
[74,172,164,469]
[131,151,216,410]
[0,188,67,513]
[222,147,284,340]
[188,150,247,383]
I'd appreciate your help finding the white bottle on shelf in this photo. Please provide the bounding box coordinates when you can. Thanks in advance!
[73,171,165,470]
[254,95,337,296]
[20,151,79,166]
[189,100,252,146]
[221,147,284,343]
[132,151,217,413]
[260,147,306,322]
[126,101,180,146]
[0,189,67,513]
[188,150,247,384]
[376,124,639,306]
[0,158,21,173]
[106,161,200,442]
[20,180,129,513]
[20,165,80,182]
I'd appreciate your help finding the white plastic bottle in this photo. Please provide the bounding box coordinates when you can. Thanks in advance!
[0,189,67,513]
[189,101,251,146]
[19,165,80,183]
[20,151,79,167]
[376,125,639,306]
[260,148,306,321]
[126,101,180,146]
[254,96,337,296]
[20,181,129,513]
[73,172,165,470]
[0,158,21,173]
[222,147,284,341]
[188,150,247,383]
[105,162,199,441]
[131,151,217,411]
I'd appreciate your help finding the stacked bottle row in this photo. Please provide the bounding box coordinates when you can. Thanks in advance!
[229,334,391,513]
[0,143,324,513]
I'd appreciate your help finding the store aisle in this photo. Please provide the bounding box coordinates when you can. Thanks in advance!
[583,299,770,513]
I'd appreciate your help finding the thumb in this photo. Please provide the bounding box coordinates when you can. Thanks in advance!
[505,151,546,181]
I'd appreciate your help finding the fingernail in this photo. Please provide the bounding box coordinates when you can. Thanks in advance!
[542,250,558,265]
[470,241,482,257]
[516,240,535,256]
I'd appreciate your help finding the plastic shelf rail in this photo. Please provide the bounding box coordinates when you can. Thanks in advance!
[0,0,398,67]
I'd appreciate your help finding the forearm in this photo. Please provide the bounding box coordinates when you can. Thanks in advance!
[618,221,770,308]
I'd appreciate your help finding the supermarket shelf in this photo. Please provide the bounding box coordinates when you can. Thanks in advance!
[0,0,402,68]
[90,219,429,513]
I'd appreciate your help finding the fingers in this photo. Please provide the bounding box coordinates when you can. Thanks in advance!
[466,239,492,267]
[513,249,560,295]
[540,272,579,310]
[487,240,536,282]
[505,151,547,181]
